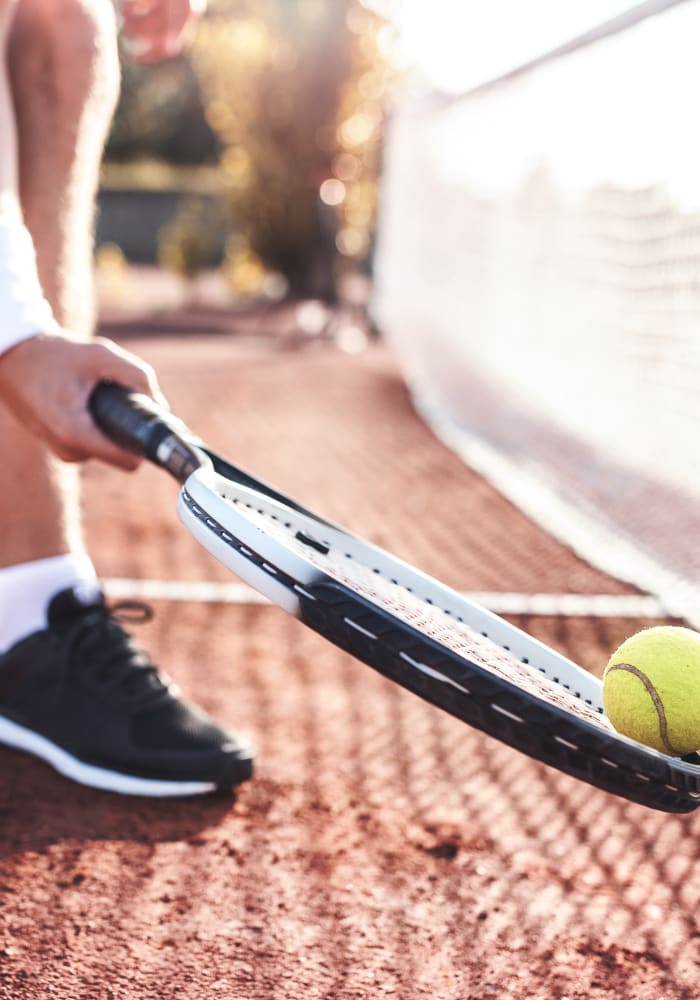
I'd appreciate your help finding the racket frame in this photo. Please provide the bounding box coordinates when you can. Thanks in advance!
[180,466,604,705]
[90,384,700,813]
[178,466,700,813]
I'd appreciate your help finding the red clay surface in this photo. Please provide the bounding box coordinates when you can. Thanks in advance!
[2,328,699,999]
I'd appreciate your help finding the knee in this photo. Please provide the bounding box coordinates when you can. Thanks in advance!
[8,0,120,118]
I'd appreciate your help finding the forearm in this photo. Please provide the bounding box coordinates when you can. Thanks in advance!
[0,0,19,201]
[0,0,169,470]
[0,109,61,361]
[0,1,59,359]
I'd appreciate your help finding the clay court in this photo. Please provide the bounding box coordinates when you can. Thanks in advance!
[0,318,698,999]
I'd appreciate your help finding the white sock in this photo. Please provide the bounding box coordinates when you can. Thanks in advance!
[0,553,101,653]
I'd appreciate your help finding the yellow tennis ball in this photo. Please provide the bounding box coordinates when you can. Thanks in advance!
[603,626,700,756]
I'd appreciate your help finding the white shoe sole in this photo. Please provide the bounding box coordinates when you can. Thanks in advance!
[0,715,217,797]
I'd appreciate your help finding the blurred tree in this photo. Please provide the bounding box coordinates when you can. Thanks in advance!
[191,0,394,301]
[105,1,394,301]
[107,57,220,165]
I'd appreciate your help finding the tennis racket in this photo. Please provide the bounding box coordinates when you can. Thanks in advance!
[89,383,700,814]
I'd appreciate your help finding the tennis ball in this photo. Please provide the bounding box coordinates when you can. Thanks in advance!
[603,626,700,756]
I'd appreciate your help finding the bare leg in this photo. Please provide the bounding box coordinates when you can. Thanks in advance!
[0,0,120,567]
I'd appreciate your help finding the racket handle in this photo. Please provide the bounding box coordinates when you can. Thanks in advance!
[89,382,206,482]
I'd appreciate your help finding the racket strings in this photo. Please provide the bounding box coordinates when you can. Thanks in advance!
[226,496,612,733]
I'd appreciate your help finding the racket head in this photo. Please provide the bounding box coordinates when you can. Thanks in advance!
[180,467,600,695]
[178,466,700,814]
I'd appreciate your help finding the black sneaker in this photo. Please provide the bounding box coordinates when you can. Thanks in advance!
[0,587,253,796]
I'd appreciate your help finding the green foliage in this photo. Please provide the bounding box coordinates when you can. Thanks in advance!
[106,56,219,165]
[106,1,394,299]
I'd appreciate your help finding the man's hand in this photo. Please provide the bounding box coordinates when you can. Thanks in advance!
[118,0,205,64]
[0,333,167,469]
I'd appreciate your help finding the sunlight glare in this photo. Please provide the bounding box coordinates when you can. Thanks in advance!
[391,0,637,93]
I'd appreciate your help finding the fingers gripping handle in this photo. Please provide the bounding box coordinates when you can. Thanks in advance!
[89,382,206,482]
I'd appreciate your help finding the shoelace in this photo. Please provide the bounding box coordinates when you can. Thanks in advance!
[59,600,172,707]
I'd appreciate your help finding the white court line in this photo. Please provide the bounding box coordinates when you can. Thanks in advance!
[103,578,668,618]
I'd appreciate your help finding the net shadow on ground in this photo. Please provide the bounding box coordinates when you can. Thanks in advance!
[4,590,698,995]
[236,604,700,997]
[3,338,700,998]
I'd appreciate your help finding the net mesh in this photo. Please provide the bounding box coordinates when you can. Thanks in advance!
[374,0,700,625]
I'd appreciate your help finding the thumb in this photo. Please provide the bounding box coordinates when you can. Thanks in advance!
[90,339,170,410]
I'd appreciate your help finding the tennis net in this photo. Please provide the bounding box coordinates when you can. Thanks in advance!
[374,0,700,625]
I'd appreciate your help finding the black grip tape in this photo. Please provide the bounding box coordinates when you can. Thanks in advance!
[89,382,205,482]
